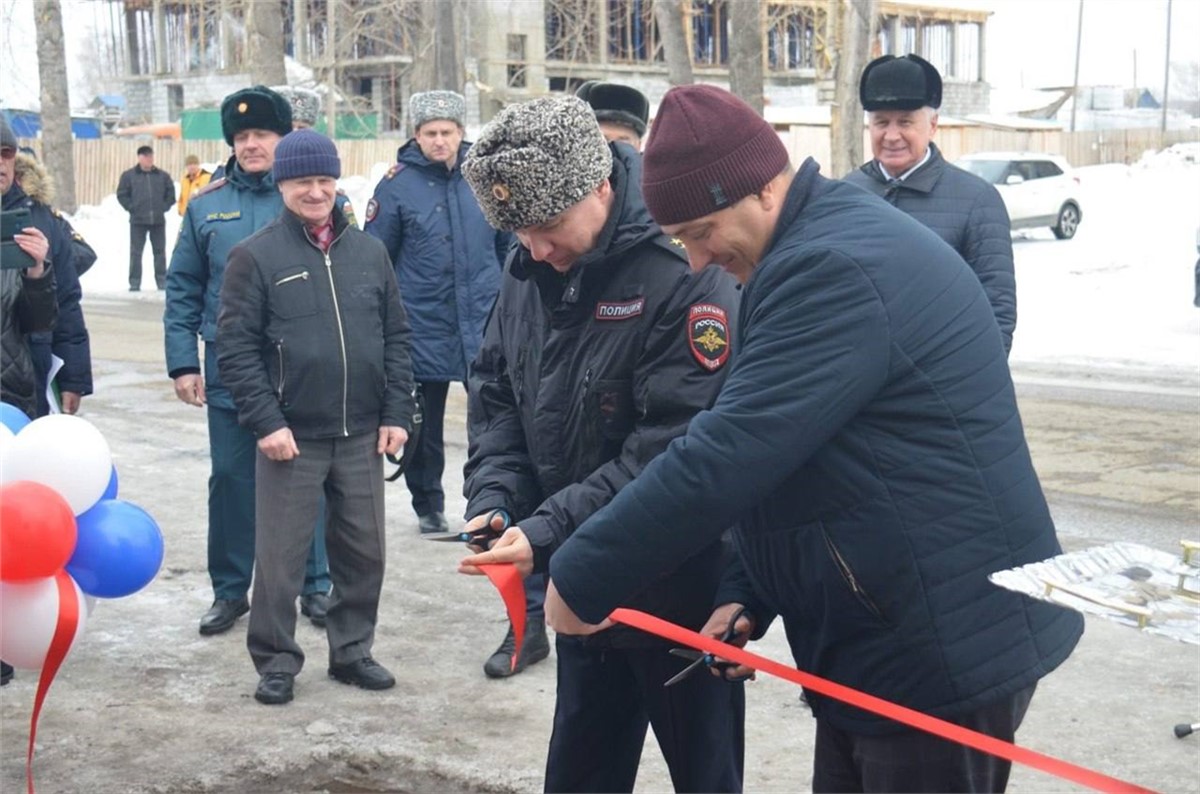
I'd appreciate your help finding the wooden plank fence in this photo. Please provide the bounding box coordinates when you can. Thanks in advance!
[15,127,1200,208]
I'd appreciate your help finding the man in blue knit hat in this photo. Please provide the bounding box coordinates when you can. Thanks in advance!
[165,86,341,639]
[218,129,415,705]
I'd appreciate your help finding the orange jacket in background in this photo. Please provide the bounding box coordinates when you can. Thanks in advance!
[177,168,212,216]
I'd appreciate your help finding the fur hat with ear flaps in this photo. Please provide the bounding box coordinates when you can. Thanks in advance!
[461,96,612,232]
[859,54,943,111]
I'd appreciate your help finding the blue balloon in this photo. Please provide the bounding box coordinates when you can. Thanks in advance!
[0,401,31,433]
[102,466,119,500]
[66,499,164,598]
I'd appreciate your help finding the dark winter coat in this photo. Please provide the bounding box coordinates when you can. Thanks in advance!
[117,164,175,226]
[464,145,741,647]
[165,157,357,412]
[552,158,1083,730]
[0,264,56,418]
[217,205,415,440]
[5,154,92,414]
[844,142,1017,353]
[364,140,509,382]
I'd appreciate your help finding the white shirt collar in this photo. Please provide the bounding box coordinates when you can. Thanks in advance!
[877,146,932,182]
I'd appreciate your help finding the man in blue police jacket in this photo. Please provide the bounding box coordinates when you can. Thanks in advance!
[365,91,509,543]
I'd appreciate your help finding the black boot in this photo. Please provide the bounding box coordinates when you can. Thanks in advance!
[483,617,550,678]
[1,661,13,686]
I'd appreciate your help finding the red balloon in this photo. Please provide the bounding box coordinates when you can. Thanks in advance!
[0,481,78,582]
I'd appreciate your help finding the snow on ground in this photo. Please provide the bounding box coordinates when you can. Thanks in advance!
[66,146,1200,379]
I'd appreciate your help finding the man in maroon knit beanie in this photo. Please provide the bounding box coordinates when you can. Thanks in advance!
[530,84,1084,793]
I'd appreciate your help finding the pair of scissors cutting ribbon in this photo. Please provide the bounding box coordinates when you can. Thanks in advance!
[422,508,511,546]
[664,605,752,687]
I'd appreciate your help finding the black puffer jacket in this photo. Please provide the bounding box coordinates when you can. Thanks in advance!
[216,206,415,440]
[0,264,57,418]
[845,142,1016,353]
[464,144,741,647]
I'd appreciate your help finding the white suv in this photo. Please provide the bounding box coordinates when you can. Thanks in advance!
[957,152,1083,239]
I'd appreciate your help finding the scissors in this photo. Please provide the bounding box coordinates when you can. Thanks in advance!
[664,605,753,687]
[421,508,510,546]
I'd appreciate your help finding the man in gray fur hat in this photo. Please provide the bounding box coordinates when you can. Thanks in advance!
[271,85,322,130]
[456,96,744,792]
[364,91,510,560]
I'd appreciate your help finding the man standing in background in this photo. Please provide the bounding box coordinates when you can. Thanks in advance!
[117,144,175,292]
[165,86,334,637]
[177,154,211,217]
[364,90,508,537]
[844,54,1016,353]
[272,85,323,131]
[218,129,414,706]
[574,81,650,151]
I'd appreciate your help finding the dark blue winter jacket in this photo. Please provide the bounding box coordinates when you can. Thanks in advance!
[552,158,1083,733]
[5,154,91,414]
[845,143,1016,353]
[365,140,509,382]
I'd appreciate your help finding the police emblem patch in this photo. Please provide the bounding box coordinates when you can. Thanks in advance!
[687,303,730,371]
[365,198,379,223]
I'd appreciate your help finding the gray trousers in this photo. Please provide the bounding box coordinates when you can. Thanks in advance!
[247,431,387,675]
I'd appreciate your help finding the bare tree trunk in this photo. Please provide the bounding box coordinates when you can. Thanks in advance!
[409,0,438,97]
[435,0,461,91]
[246,0,287,85]
[326,0,338,137]
[654,0,694,86]
[727,0,764,114]
[830,0,873,177]
[34,0,77,213]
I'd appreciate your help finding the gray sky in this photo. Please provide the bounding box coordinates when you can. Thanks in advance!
[967,0,1200,90]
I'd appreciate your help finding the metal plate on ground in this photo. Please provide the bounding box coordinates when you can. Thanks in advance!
[990,541,1200,645]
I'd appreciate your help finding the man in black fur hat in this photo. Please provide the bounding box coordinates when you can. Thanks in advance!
[845,54,1017,354]
[575,81,650,150]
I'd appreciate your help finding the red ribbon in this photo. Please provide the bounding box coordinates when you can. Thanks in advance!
[609,608,1155,794]
[26,570,80,794]
[479,563,526,673]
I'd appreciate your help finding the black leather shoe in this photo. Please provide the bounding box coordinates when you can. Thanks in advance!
[418,511,449,534]
[300,591,330,628]
[328,658,395,690]
[484,617,550,678]
[254,672,294,705]
[1,661,13,686]
[198,597,250,636]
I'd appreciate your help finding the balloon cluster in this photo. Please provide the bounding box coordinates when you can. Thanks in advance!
[0,402,164,671]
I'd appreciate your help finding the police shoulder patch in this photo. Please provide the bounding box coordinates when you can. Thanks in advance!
[687,303,730,372]
[193,177,227,198]
[365,197,379,224]
[339,195,358,226]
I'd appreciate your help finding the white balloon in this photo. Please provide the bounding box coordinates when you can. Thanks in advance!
[0,575,89,670]
[1,414,112,515]
[0,425,13,467]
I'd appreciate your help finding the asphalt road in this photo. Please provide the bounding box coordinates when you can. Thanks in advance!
[1,292,1197,793]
